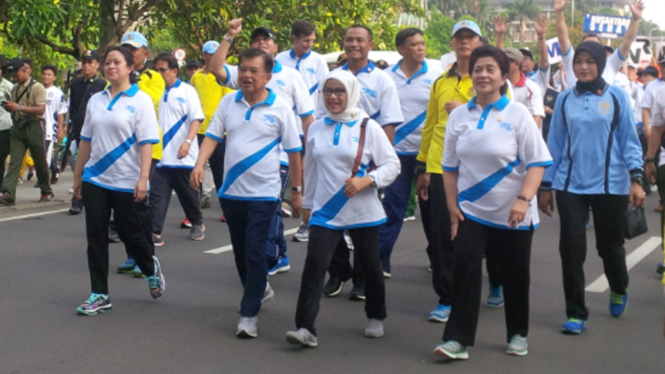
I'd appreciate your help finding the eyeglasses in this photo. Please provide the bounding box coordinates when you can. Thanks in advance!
[322,88,347,97]
[156,68,171,73]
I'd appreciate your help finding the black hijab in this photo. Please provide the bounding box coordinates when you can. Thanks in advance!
[574,42,607,94]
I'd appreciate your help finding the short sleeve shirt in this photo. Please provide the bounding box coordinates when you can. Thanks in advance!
[513,74,545,118]
[158,79,204,169]
[190,70,235,134]
[275,49,330,106]
[527,65,551,98]
[442,96,553,230]
[205,89,302,201]
[0,78,13,131]
[81,84,160,192]
[44,86,68,141]
[386,60,443,155]
[11,79,46,121]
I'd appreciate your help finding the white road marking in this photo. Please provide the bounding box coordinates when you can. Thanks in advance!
[0,208,70,223]
[204,227,301,254]
[586,236,662,293]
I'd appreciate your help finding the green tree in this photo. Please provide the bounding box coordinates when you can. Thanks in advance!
[424,9,456,59]
[505,0,541,23]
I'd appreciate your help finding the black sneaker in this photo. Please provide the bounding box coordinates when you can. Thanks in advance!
[349,284,365,301]
[323,277,345,297]
[0,194,15,206]
[190,224,205,241]
[153,233,164,247]
[51,170,60,184]
[39,191,55,202]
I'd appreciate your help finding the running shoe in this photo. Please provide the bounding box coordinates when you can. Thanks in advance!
[281,202,292,218]
[76,293,112,316]
[0,194,15,206]
[51,168,60,184]
[506,335,528,356]
[180,219,192,228]
[349,284,365,301]
[27,168,34,181]
[403,215,416,222]
[434,341,468,360]
[487,285,504,308]
[220,215,226,223]
[561,318,587,334]
[200,194,211,209]
[153,233,164,247]
[286,328,318,348]
[117,258,136,274]
[268,255,290,276]
[382,264,392,278]
[148,256,165,299]
[133,264,145,278]
[293,224,309,242]
[262,282,275,305]
[657,263,665,275]
[610,292,628,317]
[428,304,451,323]
[108,227,120,243]
[237,316,258,338]
[344,230,354,250]
[365,319,384,338]
[38,191,55,202]
[323,277,345,297]
[190,224,205,241]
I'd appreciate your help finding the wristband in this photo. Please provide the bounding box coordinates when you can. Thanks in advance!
[292,186,302,193]
[416,161,427,176]
[185,139,193,145]
[223,35,235,44]
[517,195,530,202]
[646,158,656,164]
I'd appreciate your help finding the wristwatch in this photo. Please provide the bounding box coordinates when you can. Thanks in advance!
[18,105,23,113]
[369,175,377,188]
[185,139,193,145]
[631,177,644,185]
[223,35,235,44]
[292,186,302,193]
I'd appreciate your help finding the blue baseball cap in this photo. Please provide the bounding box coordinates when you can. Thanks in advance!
[121,31,148,49]
[638,66,659,77]
[452,20,482,37]
[202,41,220,55]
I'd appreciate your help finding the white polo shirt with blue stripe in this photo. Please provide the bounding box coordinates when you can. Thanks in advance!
[275,49,329,105]
[386,60,442,155]
[80,84,160,193]
[303,117,401,229]
[526,64,550,96]
[442,96,553,230]
[317,61,404,127]
[157,79,204,169]
[205,89,302,201]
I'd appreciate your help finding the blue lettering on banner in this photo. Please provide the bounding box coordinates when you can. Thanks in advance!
[583,13,630,36]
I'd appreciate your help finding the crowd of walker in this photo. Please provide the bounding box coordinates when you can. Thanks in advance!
[2,0,665,361]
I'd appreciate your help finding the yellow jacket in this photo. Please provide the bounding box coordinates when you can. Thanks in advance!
[418,64,475,175]
[190,70,235,135]
[137,68,165,160]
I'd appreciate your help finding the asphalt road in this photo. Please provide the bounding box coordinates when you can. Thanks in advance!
[1,192,664,374]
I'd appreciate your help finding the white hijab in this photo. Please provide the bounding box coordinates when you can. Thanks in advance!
[323,70,368,124]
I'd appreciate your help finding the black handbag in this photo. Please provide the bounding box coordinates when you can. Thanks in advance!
[623,206,648,240]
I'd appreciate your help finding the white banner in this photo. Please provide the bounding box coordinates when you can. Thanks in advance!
[629,37,652,66]
[546,37,562,64]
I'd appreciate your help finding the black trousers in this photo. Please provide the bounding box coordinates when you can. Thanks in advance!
[443,219,533,346]
[418,174,456,306]
[82,182,155,294]
[221,198,277,317]
[295,225,387,335]
[328,237,363,286]
[555,191,629,320]
[150,167,203,234]
[197,134,225,202]
[0,129,9,188]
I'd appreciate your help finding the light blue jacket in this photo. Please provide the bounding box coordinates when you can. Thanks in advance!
[542,84,643,195]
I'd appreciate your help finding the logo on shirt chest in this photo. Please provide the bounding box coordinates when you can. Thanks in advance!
[125,105,136,114]
[361,87,377,98]
[263,114,277,125]
[276,80,286,87]
[175,97,186,104]
[498,122,513,132]
[352,136,360,143]
[423,79,433,85]
[305,68,316,74]
[598,101,611,115]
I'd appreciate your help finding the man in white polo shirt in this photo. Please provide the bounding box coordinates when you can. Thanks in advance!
[151,53,205,244]
[378,28,442,278]
[41,64,68,184]
[210,19,315,277]
[504,48,545,128]
[192,49,303,339]
[322,24,404,300]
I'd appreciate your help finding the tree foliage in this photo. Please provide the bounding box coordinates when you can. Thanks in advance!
[505,0,541,23]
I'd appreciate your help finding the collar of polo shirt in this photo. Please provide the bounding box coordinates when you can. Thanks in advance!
[341,60,375,75]
[289,49,312,60]
[105,83,140,110]
[272,61,283,73]
[392,59,429,84]
[515,73,527,88]
[163,78,183,102]
[235,88,278,120]
[468,94,510,130]
[324,117,358,126]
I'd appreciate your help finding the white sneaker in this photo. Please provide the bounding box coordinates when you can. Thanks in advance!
[261,282,275,305]
[506,335,528,356]
[286,328,318,348]
[293,224,309,242]
[364,318,384,338]
[236,316,258,338]
[344,230,354,250]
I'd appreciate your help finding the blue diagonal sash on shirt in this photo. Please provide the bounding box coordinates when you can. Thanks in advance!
[163,114,188,149]
[458,158,521,203]
[309,167,368,226]
[394,110,427,146]
[219,137,281,196]
[83,134,137,178]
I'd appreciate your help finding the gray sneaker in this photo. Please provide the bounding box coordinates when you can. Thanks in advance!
[506,335,528,356]
[190,223,205,241]
[293,224,309,242]
[434,341,469,360]
[262,282,275,305]
[286,328,318,348]
[200,194,211,209]
[237,316,258,338]
[364,318,384,338]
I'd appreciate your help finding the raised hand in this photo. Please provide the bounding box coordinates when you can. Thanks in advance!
[493,15,508,35]
[534,14,549,36]
[629,0,644,20]
[553,0,570,13]
[227,18,243,38]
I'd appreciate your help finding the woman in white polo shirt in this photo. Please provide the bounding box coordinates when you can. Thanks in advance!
[72,46,166,316]
[435,45,552,360]
[285,70,400,348]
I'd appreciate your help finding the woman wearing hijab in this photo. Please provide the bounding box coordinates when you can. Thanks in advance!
[434,45,552,360]
[285,70,400,347]
[539,42,645,335]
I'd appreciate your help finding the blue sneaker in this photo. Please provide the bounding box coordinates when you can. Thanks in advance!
[562,318,587,334]
[148,256,166,300]
[657,263,665,275]
[610,292,628,317]
[117,258,136,274]
[487,285,504,308]
[428,304,451,323]
[268,255,291,276]
[77,293,112,316]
